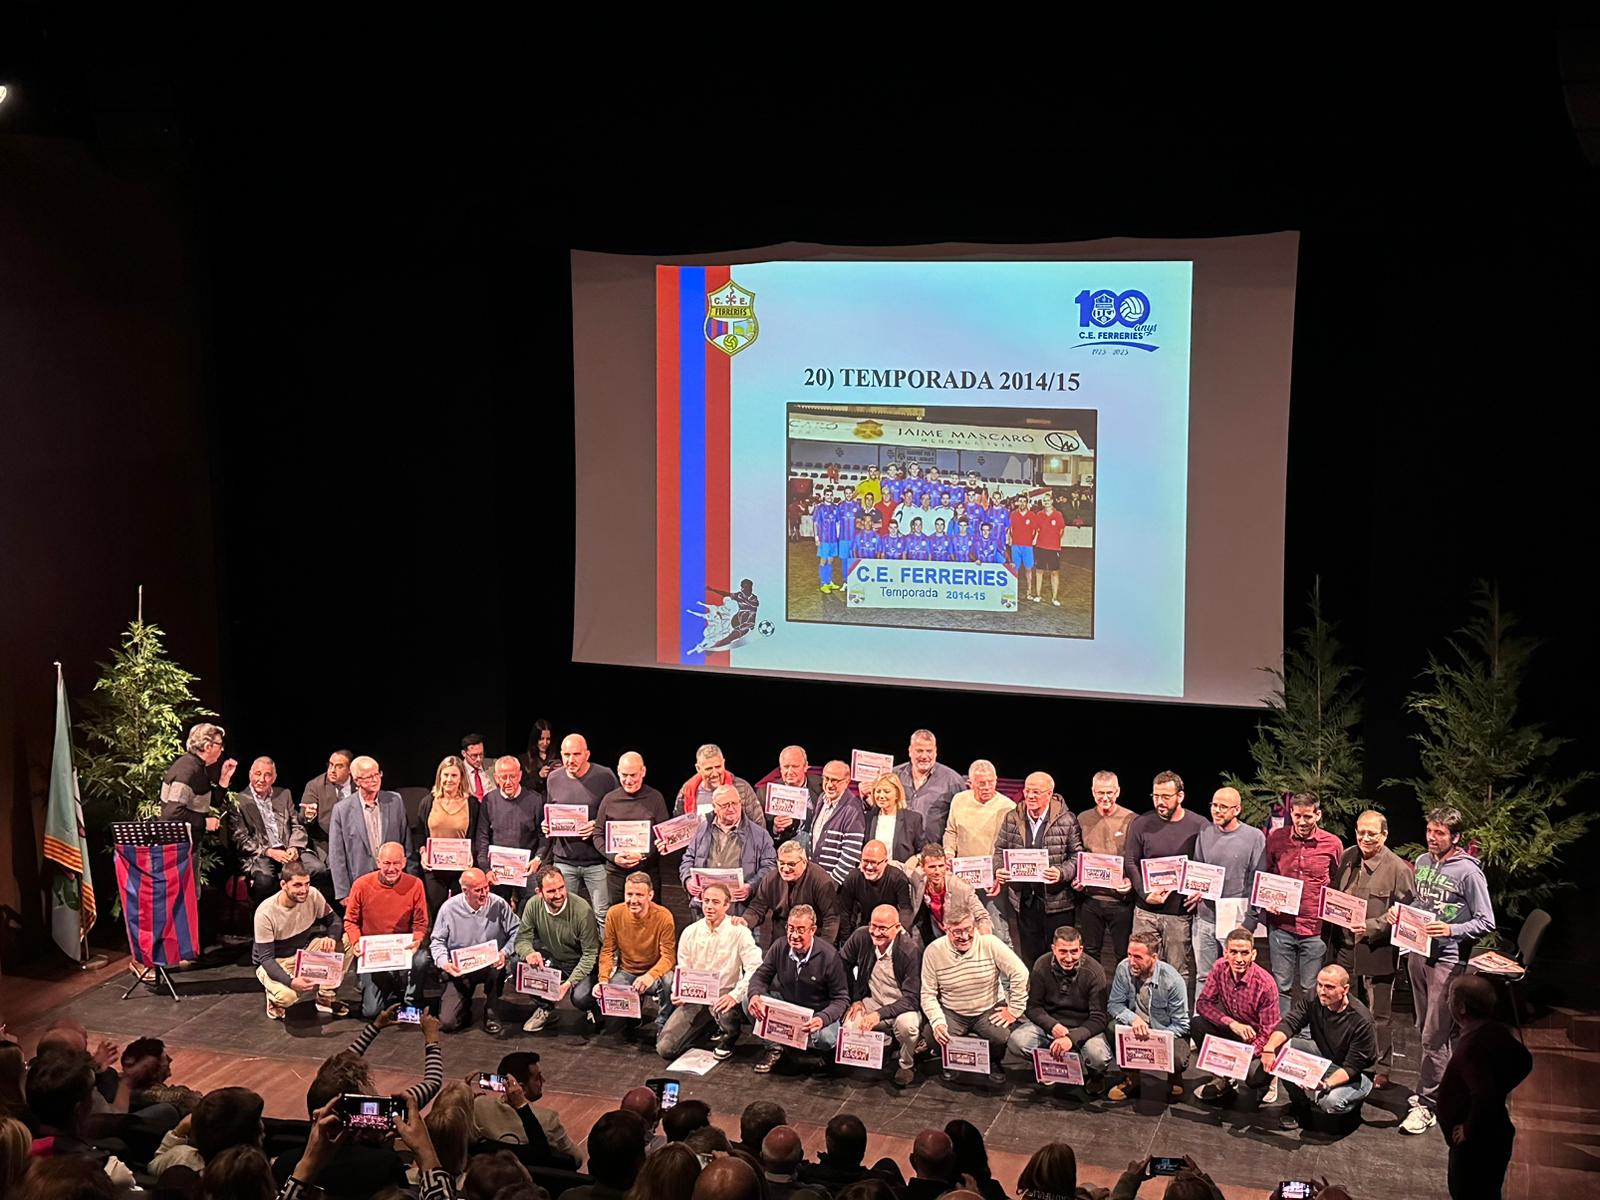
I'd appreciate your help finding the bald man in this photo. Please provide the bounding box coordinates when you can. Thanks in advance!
[1261,964,1378,1130]
[618,1085,665,1152]
[545,734,620,928]
[328,755,414,900]
[430,866,520,1034]
[594,751,670,905]
[1187,786,1265,1008]
[344,841,431,1017]
[753,745,821,849]
[760,1126,808,1200]
[693,1154,763,1200]
[906,1130,960,1200]
[231,755,325,904]
[990,772,1082,967]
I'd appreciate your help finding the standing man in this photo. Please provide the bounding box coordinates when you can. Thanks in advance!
[893,730,966,847]
[942,759,1016,947]
[515,867,602,1033]
[545,734,619,930]
[597,873,677,1039]
[1187,786,1265,1005]
[1329,810,1415,1090]
[342,841,431,1018]
[656,881,761,1062]
[738,841,840,949]
[839,905,925,1087]
[329,756,414,902]
[814,485,844,593]
[1252,793,1344,1011]
[808,762,867,886]
[672,743,765,826]
[681,784,778,917]
[752,745,820,849]
[474,756,545,904]
[232,756,325,904]
[1008,493,1036,601]
[1395,806,1496,1136]
[1029,492,1067,606]
[747,905,851,1073]
[1261,965,1378,1131]
[431,867,519,1035]
[1436,974,1532,1200]
[159,722,237,845]
[1075,770,1136,972]
[854,463,883,506]
[990,772,1081,967]
[594,751,670,904]
[300,749,356,849]
[252,860,349,1020]
[1187,927,1280,1106]
[461,735,494,802]
[1105,932,1192,1104]
[1006,926,1112,1096]
[909,846,993,947]
[1123,771,1206,1004]
[920,912,1028,1087]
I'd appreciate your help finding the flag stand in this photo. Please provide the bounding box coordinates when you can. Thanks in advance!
[111,821,195,1002]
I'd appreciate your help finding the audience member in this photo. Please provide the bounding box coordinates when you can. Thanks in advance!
[328,756,414,900]
[1110,1157,1224,1200]
[15,1155,119,1200]
[619,1086,665,1153]
[760,1125,810,1200]
[118,1038,203,1116]
[464,1149,535,1200]
[0,1043,24,1120]
[419,1081,475,1189]
[657,881,761,1061]
[693,1154,764,1200]
[798,1113,872,1192]
[1436,973,1532,1199]
[0,1114,33,1194]
[568,1110,648,1200]
[627,1142,704,1200]
[432,867,519,1034]
[149,1084,264,1173]
[516,867,603,1033]
[199,1143,275,1200]
[662,1099,712,1143]
[904,1129,960,1200]
[684,1125,734,1158]
[1016,1142,1094,1200]
[945,1120,1006,1200]
[470,1051,581,1169]
[735,1101,787,1160]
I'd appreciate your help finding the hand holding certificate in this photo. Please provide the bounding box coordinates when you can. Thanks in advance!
[1195,1035,1253,1082]
[1031,1049,1084,1085]
[1003,848,1049,883]
[942,1036,991,1075]
[850,750,893,785]
[605,821,652,855]
[764,784,810,820]
[292,949,345,986]
[952,856,994,890]
[835,1029,886,1069]
[1140,855,1188,892]
[1250,870,1305,915]
[597,984,643,1018]
[517,963,563,1000]
[653,814,699,853]
[1392,903,1434,957]
[1319,886,1368,933]
[450,941,501,975]
[424,837,473,870]
[358,934,414,973]
[1114,1026,1175,1073]
[755,998,813,1049]
[1178,860,1225,900]
[670,968,722,1005]
[545,805,590,836]
[488,845,532,886]
[1269,1045,1332,1088]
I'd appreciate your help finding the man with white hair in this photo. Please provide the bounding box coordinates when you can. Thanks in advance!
[545,734,619,929]
[159,721,238,846]
[893,730,966,845]
[474,755,545,904]
[431,866,520,1035]
[1074,770,1136,971]
[682,784,778,917]
[991,772,1081,967]
[753,745,821,849]
[329,756,414,901]
[672,743,765,825]
[231,755,324,904]
[942,759,1016,946]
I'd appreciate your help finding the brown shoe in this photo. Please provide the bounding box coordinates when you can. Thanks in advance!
[1374,1072,1391,1090]
[753,1045,785,1074]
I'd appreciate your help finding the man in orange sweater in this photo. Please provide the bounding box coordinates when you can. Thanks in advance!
[598,872,676,1039]
[343,841,432,1018]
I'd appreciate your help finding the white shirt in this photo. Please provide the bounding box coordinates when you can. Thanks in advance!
[677,916,762,1003]
[466,763,491,799]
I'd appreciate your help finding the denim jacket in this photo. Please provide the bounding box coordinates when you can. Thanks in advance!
[1107,958,1190,1037]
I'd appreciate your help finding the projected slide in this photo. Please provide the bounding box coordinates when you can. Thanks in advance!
[653,260,1191,697]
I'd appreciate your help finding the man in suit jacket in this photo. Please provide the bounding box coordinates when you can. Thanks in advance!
[1437,974,1532,1200]
[300,748,357,843]
[232,757,326,903]
[329,755,415,901]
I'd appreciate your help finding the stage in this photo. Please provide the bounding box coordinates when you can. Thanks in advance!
[18,883,1589,1200]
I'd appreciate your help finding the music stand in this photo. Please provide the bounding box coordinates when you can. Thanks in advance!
[112,821,193,1001]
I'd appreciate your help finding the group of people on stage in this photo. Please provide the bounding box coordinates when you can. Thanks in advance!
[159,723,1527,1198]
[802,463,1086,606]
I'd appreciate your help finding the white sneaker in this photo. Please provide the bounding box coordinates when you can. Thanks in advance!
[1400,1105,1437,1135]
[1264,1079,1280,1104]
[1407,1093,1423,1108]
[522,1009,552,1033]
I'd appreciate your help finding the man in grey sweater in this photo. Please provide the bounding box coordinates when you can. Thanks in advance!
[431,868,520,1034]
[1186,786,1265,1007]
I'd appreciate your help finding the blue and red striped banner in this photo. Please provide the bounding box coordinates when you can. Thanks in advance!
[114,841,199,967]
[657,265,732,668]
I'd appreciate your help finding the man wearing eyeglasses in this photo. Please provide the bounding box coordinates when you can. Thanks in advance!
[840,905,925,1087]
[329,756,414,902]
[1123,771,1206,1006]
[837,841,914,934]
[747,905,851,1074]
[809,762,866,886]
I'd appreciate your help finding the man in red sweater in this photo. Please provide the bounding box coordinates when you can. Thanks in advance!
[343,841,431,1019]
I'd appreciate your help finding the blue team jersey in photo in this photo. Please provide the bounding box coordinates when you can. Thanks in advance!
[947,485,967,506]
[929,535,952,560]
[855,530,882,558]
[814,503,843,543]
[951,533,976,561]
[977,541,1008,563]
[881,534,905,559]
[883,479,907,503]
[906,534,932,560]
[990,508,1010,536]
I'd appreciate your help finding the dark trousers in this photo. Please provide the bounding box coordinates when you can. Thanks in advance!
[529,959,599,1016]
[1187,1013,1271,1106]
[1447,1125,1515,1200]
[440,964,507,1030]
[1006,899,1064,970]
[422,869,463,923]
[1079,897,1134,973]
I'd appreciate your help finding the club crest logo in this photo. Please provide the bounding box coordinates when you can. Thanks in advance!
[705,281,759,356]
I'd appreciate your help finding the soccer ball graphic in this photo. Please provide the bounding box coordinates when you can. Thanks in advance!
[758,620,775,636]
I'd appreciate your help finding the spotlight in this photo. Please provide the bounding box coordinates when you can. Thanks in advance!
[0,85,9,107]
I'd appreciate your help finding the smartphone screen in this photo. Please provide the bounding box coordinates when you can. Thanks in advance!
[340,1094,401,1132]
[476,1072,506,1093]
[396,1007,422,1025]
[1148,1157,1185,1177]
[1280,1184,1313,1200]
[660,1080,679,1109]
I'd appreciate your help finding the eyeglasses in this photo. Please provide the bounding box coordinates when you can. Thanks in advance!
[1151,792,1178,801]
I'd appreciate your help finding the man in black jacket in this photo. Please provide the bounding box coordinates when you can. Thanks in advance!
[837,841,915,934]
[1261,964,1378,1130]
[1005,925,1111,1094]
[839,906,925,1087]
[746,904,851,1074]
[739,842,840,949]
[797,1114,873,1193]
[1437,974,1532,1200]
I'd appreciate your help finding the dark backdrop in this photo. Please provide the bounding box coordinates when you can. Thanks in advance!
[2,37,1596,991]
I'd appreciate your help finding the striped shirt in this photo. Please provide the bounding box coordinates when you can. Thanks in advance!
[919,933,1029,1028]
[346,1022,444,1109]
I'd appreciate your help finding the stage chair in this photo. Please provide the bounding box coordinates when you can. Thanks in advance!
[1470,908,1550,1041]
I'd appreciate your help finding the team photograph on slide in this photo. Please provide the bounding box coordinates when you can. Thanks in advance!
[785,403,1098,638]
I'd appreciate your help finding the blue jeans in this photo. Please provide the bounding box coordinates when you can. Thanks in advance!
[1281,1037,1372,1113]
[742,997,840,1054]
[1268,927,1326,1007]
[1192,908,1219,1009]
[603,970,665,1032]
[558,862,612,932]
[359,947,432,1019]
[1006,1020,1113,1076]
